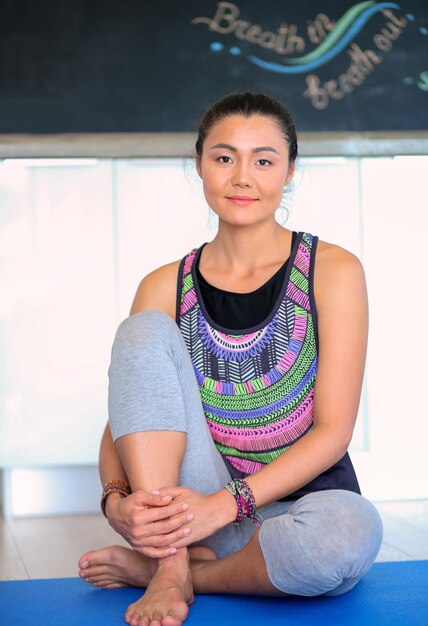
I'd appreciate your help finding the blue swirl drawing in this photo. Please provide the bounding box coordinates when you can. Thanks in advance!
[248,1,400,74]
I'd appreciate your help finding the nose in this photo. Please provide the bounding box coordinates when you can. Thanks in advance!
[231,161,253,188]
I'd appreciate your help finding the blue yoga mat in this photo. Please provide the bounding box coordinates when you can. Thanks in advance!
[0,560,427,626]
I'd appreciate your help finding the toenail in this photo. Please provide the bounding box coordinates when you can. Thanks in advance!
[81,560,89,569]
[187,514,194,521]
[183,527,191,535]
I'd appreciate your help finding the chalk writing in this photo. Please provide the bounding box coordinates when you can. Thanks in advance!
[192,3,419,111]
[307,13,336,44]
[417,71,428,91]
[303,9,407,109]
[304,44,382,109]
[192,2,305,55]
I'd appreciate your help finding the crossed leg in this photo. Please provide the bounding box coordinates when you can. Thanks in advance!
[79,482,384,626]
[109,430,196,626]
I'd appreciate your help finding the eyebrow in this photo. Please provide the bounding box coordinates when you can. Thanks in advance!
[209,143,280,155]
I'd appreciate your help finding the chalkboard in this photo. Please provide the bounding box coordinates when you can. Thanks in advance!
[0,0,427,133]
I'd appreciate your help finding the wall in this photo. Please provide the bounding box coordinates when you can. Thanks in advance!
[1,155,427,515]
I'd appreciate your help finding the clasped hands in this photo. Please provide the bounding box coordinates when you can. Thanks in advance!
[105,485,236,559]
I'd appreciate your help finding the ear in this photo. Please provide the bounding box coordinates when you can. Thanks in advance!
[285,162,295,187]
[196,157,202,179]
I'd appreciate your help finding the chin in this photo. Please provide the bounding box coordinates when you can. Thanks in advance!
[219,215,274,228]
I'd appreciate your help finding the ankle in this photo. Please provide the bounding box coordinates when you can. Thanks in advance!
[157,548,189,572]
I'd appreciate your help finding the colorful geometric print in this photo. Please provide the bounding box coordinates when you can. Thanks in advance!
[178,232,318,475]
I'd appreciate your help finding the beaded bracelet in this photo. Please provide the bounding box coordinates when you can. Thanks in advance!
[100,479,132,518]
[224,478,262,527]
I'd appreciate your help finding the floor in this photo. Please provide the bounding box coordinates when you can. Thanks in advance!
[0,500,427,581]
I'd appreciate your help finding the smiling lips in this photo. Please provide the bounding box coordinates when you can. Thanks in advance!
[226,195,258,205]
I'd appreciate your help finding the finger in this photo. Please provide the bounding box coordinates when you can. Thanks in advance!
[127,515,192,547]
[141,524,192,549]
[130,490,174,508]
[130,501,189,526]
[131,524,191,549]
[147,512,194,537]
[138,546,177,559]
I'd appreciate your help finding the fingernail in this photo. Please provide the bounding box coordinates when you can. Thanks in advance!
[187,514,194,521]
[162,495,172,502]
[182,503,189,511]
[80,561,89,569]
[183,528,191,535]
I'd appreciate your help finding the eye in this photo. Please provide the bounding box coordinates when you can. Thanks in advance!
[257,158,272,166]
[217,155,233,164]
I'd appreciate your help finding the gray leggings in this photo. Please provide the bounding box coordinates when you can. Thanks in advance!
[108,309,383,597]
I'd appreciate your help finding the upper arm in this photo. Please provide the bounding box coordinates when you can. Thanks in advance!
[312,243,369,445]
[129,260,181,319]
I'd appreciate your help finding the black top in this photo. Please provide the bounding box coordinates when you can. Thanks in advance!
[194,231,361,500]
[196,231,298,331]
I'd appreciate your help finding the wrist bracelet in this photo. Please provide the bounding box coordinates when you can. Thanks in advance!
[100,479,131,518]
[224,478,262,527]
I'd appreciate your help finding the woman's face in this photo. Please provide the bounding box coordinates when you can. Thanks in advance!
[197,114,294,227]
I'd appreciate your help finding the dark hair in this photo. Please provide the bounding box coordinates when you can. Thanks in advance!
[195,91,298,163]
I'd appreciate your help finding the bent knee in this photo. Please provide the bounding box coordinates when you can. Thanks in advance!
[114,309,175,345]
[293,490,382,553]
[294,490,383,577]
[260,490,383,596]
[111,310,183,364]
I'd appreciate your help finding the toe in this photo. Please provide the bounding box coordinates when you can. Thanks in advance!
[148,611,162,626]
[87,575,111,584]
[78,545,120,570]
[134,611,151,626]
[78,551,95,569]
[93,581,110,588]
[161,616,183,626]
[125,608,136,625]
[80,565,108,578]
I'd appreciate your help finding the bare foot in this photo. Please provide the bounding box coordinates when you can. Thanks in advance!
[78,545,217,590]
[78,545,151,589]
[125,548,193,626]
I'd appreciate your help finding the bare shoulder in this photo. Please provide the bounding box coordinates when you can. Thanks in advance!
[130,258,182,319]
[314,239,367,306]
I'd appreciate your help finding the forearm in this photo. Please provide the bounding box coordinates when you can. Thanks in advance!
[99,423,128,485]
[186,424,350,535]
[244,423,350,508]
[152,424,350,549]
[97,423,129,518]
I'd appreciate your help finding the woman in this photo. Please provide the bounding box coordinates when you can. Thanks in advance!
[78,92,383,626]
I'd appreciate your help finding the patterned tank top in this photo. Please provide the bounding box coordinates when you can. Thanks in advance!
[176,231,319,476]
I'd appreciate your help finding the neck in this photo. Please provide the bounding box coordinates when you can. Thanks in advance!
[205,220,292,275]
